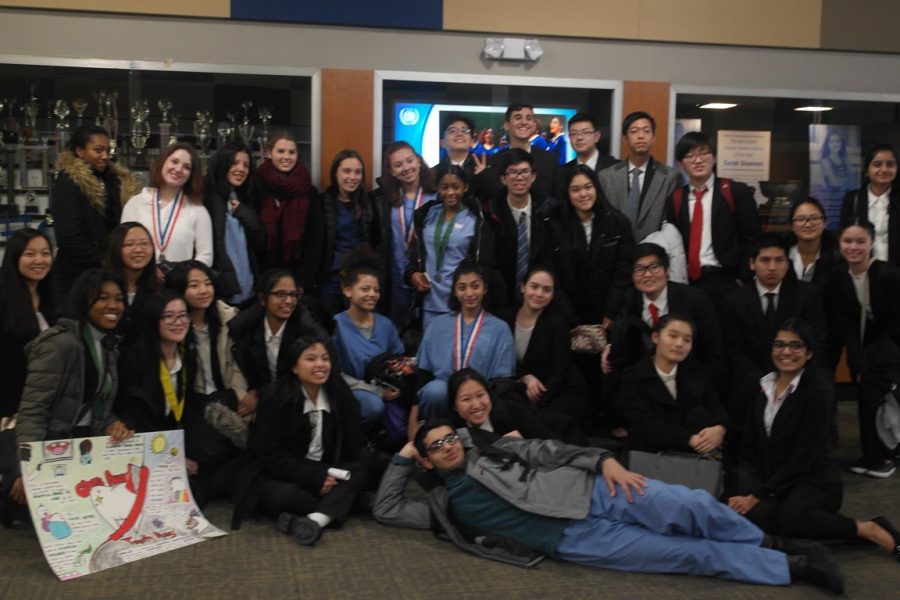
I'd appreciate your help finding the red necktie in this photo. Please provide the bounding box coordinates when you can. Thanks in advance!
[687,187,706,282]
[648,303,659,327]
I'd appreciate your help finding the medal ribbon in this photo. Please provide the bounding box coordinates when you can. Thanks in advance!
[453,310,486,371]
[397,187,424,248]
[151,189,184,258]
[159,356,186,423]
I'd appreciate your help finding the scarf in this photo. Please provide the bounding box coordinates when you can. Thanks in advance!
[257,159,313,264]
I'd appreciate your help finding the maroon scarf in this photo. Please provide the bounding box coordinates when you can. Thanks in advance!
[257,159,313,264]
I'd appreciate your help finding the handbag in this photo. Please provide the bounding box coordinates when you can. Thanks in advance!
[570,324,607,354]
[627,450,723,497]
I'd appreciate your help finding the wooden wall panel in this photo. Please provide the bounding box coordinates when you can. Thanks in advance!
[320,69,374,188]
[620,81,670,165]
[0,0,229,17]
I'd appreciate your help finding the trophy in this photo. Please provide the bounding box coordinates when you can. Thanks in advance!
[130,100,150,167]
[52,99,71,150]
[257,106,273,157]
[157,97,174,149]
[217,111,237,148]
[0,99,5,148]
[95,90,119,157]
[22,95,40,145]
[238,100,255,144]
[3,98,19,144]
[194,110,213,156]
[72,98,88,127]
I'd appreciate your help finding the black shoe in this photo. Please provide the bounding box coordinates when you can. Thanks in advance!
[872,516,900,561]
[788,547,844,594]
[849,457,869,475]
[770,536,828,558]
[865,461,896,479]
[277,512,322,546]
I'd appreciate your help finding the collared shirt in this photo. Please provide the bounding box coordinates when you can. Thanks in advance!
[578,150,599,172]
[688,174,722,268]
[627,160,646,195]
[507,194,532,246]
[193,323,217,395]
[642,286,669,328]
[302,387,332,461]
[789,245,819,282]
[654,362,678,399]
[264,318,286,383]
[760,369,804,436]
[754,279,782,313]
[868,186,891,262]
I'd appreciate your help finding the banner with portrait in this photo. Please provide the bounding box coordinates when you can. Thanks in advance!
[809,124,861,228]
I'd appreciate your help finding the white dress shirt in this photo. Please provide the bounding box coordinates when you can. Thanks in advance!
[507,195,533,246]
[688,175,722,268]
[264,319,286,383]
[302,387,332,462]
[654,362,678,399]
[759,369,804,436]
[578,150,600,172]
[754,279,782,312]
[868,186,891,262]
[642,286,669,328]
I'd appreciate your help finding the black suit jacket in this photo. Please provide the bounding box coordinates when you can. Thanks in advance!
[617,353,728,453]
[665,177,761,278]
[738,367,840,499]
[552,153,620,207]
[840,187,900,267]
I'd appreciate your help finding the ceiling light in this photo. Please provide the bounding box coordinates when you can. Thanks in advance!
[699,103,737,110]
[794,106,833,112]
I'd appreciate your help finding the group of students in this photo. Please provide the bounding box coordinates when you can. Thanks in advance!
[1,105,899,592]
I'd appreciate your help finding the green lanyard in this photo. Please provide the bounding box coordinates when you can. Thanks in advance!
[433,208,461,273]
[82,326,112,410]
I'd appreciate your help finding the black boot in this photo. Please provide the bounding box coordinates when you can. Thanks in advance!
[788,548,844,595]
[766,535,829,558]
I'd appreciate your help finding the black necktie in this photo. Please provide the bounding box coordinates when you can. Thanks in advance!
[764,292,777,330]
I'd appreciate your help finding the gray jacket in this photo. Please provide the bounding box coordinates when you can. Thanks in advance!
[16,318,119,443]
[598,157,680,242]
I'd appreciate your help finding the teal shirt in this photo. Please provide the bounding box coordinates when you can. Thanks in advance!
[439,468,568,557]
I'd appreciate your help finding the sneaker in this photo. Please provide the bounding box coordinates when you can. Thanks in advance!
[277,512,322,546]
[865,461,896,479]
[849,457,869,475]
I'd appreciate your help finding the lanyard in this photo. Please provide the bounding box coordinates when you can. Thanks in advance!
[159,355,186,423]
[397,187,424,248]
[82,326,111,405]
[151,189,184,257]
[433,208,461,273]
[453,310,486,371]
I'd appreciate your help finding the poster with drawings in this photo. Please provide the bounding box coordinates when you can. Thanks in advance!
[20,430,225,580]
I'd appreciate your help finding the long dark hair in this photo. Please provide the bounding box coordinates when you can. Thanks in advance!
[381,141,435,207]
[861,142,897,186]
[563,164,602,221]
[165,260,222,330]
[135,291,189,381]
[774,317,817,359]
[447,260,487,312]
[328,149,371,222]
[447,368,492,418]
[0,228,55,340]
[105,222,157,296]
[206,140,254,205]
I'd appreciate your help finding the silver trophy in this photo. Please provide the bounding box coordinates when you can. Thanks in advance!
[194,110,213,155]
[95,90,119,157]
[72,98,88,127]
[130,100,151,166]
[0,99,5,148]
[52,99,71,151]
[22,95,40,144]
[257,106,272,157]
[238,100,255,144]
[3,98,19,143]
[157,97,174,148]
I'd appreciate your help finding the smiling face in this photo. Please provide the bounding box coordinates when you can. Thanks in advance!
[504,107,536,145]
[227,151,250,188]
[771,329,812,377]
[437,172,468,210]
[568,173,597,218]
[270,139,298,173]
[86,281,125,331]
[501,160,536,198]
[651,318,694,365]
[183,268,215,312]
[292,342,331,387]
[161,149,193,190]
[632,254,668,298]
[335,157,363,198]
[790,202,826,243]
[18,235,52,284]
[624,118,655,157]
[750,246,789,290]
[867,150,897,189]
[453,272,486,313]
[679,145,715,184]
[120,226,153,271]
[263,275,299,322]
[75,134,111,173]
[521,270,554,312]
[839,225,874,267]
[454,378,492,428]
[443,120,474,154]
[343,273,380,313]
[421,425,465,470]
[159,298,189,344]
[388,147,421,187]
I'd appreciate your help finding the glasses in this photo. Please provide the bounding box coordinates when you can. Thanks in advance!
[160,311,190,325]
[505,168,533,179]
[122,241,153,249]
[772,340,806,352]
[426,433,461,453]
[792,215,825,225]
[682,151,712,163]
[269,291,300,300]
[633,262,665,276]
[445,127,472,135]
[569,129,597,139]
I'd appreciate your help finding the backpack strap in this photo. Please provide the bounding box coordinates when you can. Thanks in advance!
[718,178,736,212]
[672,186,685,222]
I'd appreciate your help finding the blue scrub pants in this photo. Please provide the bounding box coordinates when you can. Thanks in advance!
[353,390,385,428]
[416,379,449,420]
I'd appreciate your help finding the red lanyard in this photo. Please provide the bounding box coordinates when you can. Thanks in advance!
[453,310,486,371]
[397,187,424,248]
[151,189,184,259]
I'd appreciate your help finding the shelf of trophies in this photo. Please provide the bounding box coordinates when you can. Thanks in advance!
[0,143,52,254]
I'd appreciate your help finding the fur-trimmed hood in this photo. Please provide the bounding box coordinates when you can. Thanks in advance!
[55,151,142,214]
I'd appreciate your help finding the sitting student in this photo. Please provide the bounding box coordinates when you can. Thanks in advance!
[449,368,557,440]
[604,243,725,393]
[617,314,728,455]
[729,319,900,559]
[373,419,845,593]
[332,255,405,433]
[498,267,588,424]
[413,261,514,425]
[245,336,367,545]
[228,269,329,407]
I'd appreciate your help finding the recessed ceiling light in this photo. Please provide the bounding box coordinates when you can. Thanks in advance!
[699,103,737,110]
[794,106,833,112]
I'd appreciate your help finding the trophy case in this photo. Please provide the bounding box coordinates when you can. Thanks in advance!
[0,60,314,253]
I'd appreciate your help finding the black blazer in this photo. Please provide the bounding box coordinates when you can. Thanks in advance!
[552,153,620,207]
[205,186,266,300]
[738,367,840,499]
[617,353,728,453]
[785,231,842,290]
[250,375,362,494]
[609,281,726,392]
[665,177,761,278]
[840,187,900,267]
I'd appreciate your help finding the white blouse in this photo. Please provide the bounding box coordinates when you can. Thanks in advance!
[121,187,213,265]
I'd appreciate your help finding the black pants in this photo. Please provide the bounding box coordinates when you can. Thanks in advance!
[858,379,894,465]
[190,455,245,509]
[691,269,739,318]
[257,462,367,524]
